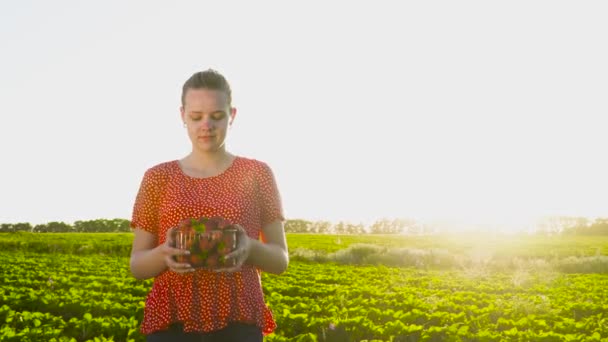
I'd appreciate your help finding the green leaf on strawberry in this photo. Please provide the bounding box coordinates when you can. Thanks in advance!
[193,222,206,233]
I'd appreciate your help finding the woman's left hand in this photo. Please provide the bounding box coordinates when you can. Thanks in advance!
[215,224,251,272]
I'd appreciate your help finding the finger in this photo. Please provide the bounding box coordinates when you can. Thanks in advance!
[163,245,190,256]
[171,266,196,273]
[165,226,175,239]
[223,248,243,261]
[214,264,242,273]
[165,253,191,267]
[167,258,192,268]
[167,259,195,273]
[215,254,244,273]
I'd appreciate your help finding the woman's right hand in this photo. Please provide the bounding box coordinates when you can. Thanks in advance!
[162,227,195,274]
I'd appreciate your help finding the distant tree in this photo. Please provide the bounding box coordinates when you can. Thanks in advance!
[587,218,608,235]
[345,223,366,234]
[14,222,32,232]
[535,216,565,235]
[32,221,72,233]
[284,219,312,233]
[365,218,421,234]
[109,218,131,232]
[370,219,397,234]
[32,223,48,233]
[369,220,383,234]
[536,216,596,235]
[560,217,591,235]
[421,223,437,235]
[387,218,415,234]
[333,221,347,234]
[309,220,332,234]
[0,222,33,232]
[74,220,96,232]
[73,219,129,232]
[49,221,72,232]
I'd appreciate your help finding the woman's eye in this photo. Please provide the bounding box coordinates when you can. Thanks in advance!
[211,113,226,121]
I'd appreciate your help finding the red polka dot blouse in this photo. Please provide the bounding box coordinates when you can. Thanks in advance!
[130,156,284,335]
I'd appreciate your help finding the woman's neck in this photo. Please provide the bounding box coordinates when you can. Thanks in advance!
[181,150,235,176]
[188,149,232,165]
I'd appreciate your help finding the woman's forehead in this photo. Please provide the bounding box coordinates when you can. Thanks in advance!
[184,88,230,109]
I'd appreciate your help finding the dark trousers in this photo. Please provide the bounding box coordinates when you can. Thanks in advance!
[146,322,263,342]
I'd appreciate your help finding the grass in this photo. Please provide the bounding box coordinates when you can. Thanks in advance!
[1,232,607,272]
[287,233,608,257]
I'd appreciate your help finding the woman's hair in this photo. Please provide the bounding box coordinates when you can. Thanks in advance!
[181,69,232,107]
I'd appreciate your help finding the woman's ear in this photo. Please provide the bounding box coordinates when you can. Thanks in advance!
[229,107,237,126]
[180,106,186,123]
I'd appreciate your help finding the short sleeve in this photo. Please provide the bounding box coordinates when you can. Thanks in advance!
[130,168,164,234]
[257,163,285,227]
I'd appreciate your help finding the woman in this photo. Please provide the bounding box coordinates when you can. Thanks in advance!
[129,69,289,342]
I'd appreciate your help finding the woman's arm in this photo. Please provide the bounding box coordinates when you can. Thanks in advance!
[246,220,289,274]
[221,220,289,275]
[129,228,193,280]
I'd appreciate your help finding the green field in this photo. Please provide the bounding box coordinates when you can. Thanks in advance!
[1,233,607,341]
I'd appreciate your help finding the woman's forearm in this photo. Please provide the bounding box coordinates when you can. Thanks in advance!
[130,246,169,280]
[247,239,289,274]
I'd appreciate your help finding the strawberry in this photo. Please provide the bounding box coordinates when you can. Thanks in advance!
[178,218,194,230]
[222,231,236,249]
[204,218,219,231]
[198,234,217,251]
[219,255,236,267]
[217,240,235,256]
[217,218,231,230]
[189,253,205,267]
[210,230,223,241]
[206,254,219,268]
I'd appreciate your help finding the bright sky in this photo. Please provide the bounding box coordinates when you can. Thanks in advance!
[1,1,606,230]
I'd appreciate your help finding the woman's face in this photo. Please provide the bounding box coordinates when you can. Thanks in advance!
[180,88,236,154]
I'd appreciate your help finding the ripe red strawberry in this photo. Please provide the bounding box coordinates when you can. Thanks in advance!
[219,255,236,267]
[206,254,219,268]
[178,218,195,230]
[216,241,228,256]
[218,228,237,253]
[190,254,204,267]
[222,231,236,248]
[198,234,217,251]
[217,218,231,230]
[204,218,218,231]
[210,230,222,241]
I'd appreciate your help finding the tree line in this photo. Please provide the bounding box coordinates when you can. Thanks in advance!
[0,216,607,234]
[536,216,608,235]
[0,218,427,234]
[0,219,131,233]
[282,218,429,234]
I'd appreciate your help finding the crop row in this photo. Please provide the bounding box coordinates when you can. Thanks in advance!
[2,251,608,341]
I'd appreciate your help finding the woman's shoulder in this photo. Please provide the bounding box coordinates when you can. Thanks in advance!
[235,156,273,173]
[142,160,179,179]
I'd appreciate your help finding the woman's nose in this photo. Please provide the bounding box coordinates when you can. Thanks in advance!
[199,116,214,129]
